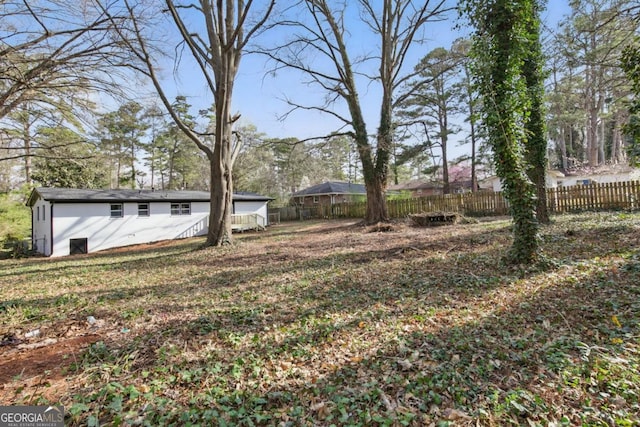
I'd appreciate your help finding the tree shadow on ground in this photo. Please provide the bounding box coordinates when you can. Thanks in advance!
[2,214,639,425]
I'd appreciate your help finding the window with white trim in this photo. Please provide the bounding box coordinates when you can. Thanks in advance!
[138,203,150,217]
[170,202,191,215]
[110,203,123,218]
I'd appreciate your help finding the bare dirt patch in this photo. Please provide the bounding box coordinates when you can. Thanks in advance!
[0,334,101,402]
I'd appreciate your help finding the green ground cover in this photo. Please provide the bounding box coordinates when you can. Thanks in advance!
[0,212,638,426]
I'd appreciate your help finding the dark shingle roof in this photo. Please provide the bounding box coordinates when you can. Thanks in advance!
[292,181,366,197]
[27,188,272,206]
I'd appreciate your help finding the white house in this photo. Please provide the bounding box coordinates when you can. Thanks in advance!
[482,167,640,192]
[27,188,272,257]
[482,170,566,192]
[556,166,640,187]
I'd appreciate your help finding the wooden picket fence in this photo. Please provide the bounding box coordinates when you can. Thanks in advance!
[269,180,640,221]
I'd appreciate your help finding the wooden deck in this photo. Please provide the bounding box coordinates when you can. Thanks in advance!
[231,213,266,232]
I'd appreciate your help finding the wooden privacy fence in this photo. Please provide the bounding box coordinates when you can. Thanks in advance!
[548,180,640,212]
[269,180,640,221]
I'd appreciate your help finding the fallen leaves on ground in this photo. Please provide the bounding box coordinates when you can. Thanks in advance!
[0,212,639,426]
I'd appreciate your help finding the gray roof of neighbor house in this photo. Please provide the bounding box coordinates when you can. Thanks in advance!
[292,181,366,197]
[27,187,272,206]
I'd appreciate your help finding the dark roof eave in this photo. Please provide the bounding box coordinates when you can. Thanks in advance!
[26,188,272,206]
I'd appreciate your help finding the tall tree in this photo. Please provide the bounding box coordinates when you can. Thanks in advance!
[153,97,206,190]
[263,0,451,224]
[141,104,167,190]
[233,124,277,196]
[546,55,586,169]
[96,101,148,189]
[104,0,275,246]
[552,0,637,166]
[451,38,483,192]
[398,46,462,194]
[461,0,543,264]
[31,127,109,188]
[4,105,37,185]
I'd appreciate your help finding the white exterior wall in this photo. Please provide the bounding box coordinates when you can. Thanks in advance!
[558,172,636,187]
[234,201,269,227]
[50,201,210,257]
[488,171,640,192]
[490,173,561,192]
[31,199,53,256]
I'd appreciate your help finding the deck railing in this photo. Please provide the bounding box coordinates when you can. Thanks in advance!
[231,213,266,231]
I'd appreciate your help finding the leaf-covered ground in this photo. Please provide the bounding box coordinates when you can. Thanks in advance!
[1,212,639,426]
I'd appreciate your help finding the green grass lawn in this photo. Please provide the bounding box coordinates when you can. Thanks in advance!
[1,212,639,426]
[0,191,31,257]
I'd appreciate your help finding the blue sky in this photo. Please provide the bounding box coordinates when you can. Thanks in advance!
[153,1,573,149]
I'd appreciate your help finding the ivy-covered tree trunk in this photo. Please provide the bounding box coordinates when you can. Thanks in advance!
[622,40,640,164]
[353,101,390,223]
[522,0,549,224]
[462,0,540,264]
[369,80,393,223]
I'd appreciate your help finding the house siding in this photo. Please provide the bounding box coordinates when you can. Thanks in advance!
[487,170,640,192]
[50,201,210,257]
[558,173,635,187]
[31,199,52,256]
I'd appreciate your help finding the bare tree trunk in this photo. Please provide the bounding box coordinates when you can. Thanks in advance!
[370,72,393,223]
[22,114,32,184]
[168,137,177,190]
[116,155,122,189]
[365,176,388,222]
[440,108,450,194]
[587,67,599,166]
[462,61,478,191]
[207,69,235,246]
[150,146,156,189]
[559,128,568,170]
[130,133,136,189]
[611,113,626,164]
[599,114,605,164]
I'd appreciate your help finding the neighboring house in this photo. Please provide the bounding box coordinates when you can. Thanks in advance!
[482,170,566,192]
[27,187,272,257]
[557,166,640,187]
[483,167,640,192]
[291,181,366,207]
